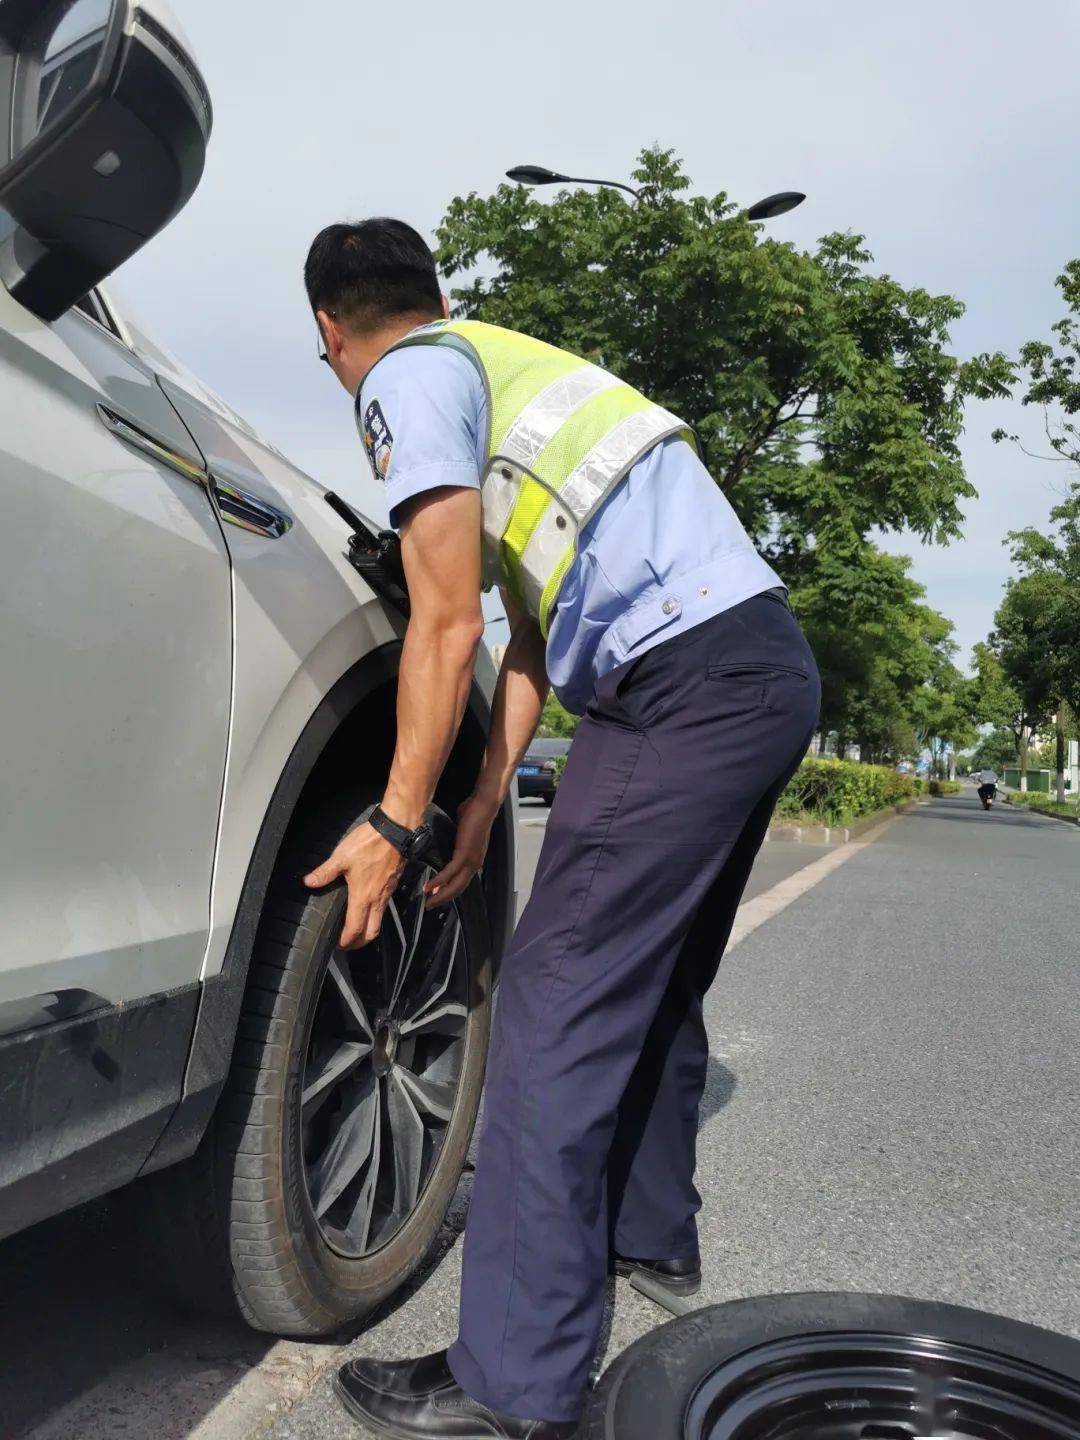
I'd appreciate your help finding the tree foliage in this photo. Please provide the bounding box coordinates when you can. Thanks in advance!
[967,642,1025,732]
[968,637,1049,782]
[967,728,1019,774]
[790,548,954,761]
[909,669,977,778]
[536,692,579,738]
[1000,491,1080,724]
[437,147,1010,757]
[437,146,1011,568]
[991,263,1080,794]
[1033,710,1077,771]
[993,259,1080,468]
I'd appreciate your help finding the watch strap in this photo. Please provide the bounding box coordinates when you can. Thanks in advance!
[366,803,433,861]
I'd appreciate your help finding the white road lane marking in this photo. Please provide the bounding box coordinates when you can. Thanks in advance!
[726,812,901,953]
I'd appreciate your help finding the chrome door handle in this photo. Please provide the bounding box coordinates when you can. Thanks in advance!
[210,476,292,539]
[97,404,208,485]
[98,405,292,540]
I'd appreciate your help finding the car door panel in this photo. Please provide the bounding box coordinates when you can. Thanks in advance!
[0,288,232,1020]
[154,377,397,983]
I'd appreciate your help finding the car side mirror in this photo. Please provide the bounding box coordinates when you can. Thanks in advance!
[0,0,211,321]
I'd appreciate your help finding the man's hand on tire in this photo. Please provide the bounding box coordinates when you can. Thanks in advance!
[304,824,405,949]
[424,792,496,908]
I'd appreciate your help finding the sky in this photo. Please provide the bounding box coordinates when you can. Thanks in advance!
[115,0,1080,666]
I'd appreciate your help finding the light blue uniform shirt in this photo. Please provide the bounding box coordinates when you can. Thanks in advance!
[358,344,782,716]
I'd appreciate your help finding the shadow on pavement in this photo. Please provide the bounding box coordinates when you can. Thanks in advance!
[0,1190,279,1440]
[700,1058,738,1124]
[2,1170,481,1439]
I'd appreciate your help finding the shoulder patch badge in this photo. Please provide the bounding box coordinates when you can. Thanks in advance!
[363,399,394,480]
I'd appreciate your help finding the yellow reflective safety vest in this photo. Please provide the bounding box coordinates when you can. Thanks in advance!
[387,320,696,636]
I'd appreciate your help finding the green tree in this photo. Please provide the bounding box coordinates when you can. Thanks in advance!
[968,638,1049,789]
[990,581,1060,790]
[967,642,1023,732]
[1006,495,1080,711]
[991,261,1080,798]
[967,728,1018,774]
[1033,709,1077,773]
[438,148,1011,557]
[993,258,1080,468]
[437,146,1010,751]
[791,546,954,761]
[536,692,579,738]
[910,666,977,779]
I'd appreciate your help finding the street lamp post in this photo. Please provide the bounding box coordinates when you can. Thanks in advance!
[506,165,805,220]
[505,165,642,201]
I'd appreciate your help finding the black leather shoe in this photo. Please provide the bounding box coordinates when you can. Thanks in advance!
[613,1252,702,1296]
[334,1350,579,1438]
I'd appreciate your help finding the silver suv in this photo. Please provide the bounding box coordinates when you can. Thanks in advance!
[0,0,514,1335]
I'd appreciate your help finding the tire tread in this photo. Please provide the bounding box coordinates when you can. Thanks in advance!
[137,792,493,1339]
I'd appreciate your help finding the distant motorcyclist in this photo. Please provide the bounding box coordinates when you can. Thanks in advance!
[976,768,998,808]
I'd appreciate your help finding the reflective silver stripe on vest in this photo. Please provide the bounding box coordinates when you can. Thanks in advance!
[480,466,519,588]
[480,364,621,566]
[480,363,622,590]
[500,365,621,469]
[519,406,685,616]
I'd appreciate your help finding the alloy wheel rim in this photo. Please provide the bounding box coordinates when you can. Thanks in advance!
[684,1332,1080,1440]
[300,860,468,1259]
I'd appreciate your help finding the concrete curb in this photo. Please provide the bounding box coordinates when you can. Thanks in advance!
[765,798,920,847]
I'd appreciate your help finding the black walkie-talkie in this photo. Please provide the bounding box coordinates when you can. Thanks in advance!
[324,491,410,618]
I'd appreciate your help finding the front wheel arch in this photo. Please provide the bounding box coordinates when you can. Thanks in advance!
[140,641,513,1178]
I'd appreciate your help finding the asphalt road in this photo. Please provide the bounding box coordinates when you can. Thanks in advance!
[4,792,1078,1437]
[514,798,831,911]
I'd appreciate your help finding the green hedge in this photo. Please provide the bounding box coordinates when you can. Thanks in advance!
[928,779,961,796]
[776,758,917,825]
[1006,790,1079,820]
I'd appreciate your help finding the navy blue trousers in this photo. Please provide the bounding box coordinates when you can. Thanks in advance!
[448,594,821,1421]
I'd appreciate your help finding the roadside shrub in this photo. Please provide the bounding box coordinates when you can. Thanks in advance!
[776,758,916,825]
[1006,790,1078,820]
[552,754,568,783]
[928,779,961,796]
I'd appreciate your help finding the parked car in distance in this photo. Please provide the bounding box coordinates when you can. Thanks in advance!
[0,0,515,1339]
[517,737,572,805]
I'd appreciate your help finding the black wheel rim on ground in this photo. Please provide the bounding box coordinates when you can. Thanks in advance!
[688,1332,1080,1440]
[300,857,468,1259]
[590,1295,1080,1440]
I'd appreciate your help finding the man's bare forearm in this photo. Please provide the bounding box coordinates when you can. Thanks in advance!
[304,489,484,946]
[473,619,550,812]
[381,615,484,830]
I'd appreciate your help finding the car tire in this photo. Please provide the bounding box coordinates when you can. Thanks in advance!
[543,793,554,807]
[144,790,493,1337]
[581,1292,1080,1439]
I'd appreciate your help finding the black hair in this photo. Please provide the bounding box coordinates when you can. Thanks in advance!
[304,218,442,332]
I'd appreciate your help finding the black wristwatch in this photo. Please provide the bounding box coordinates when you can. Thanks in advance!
[365,803,433,862]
